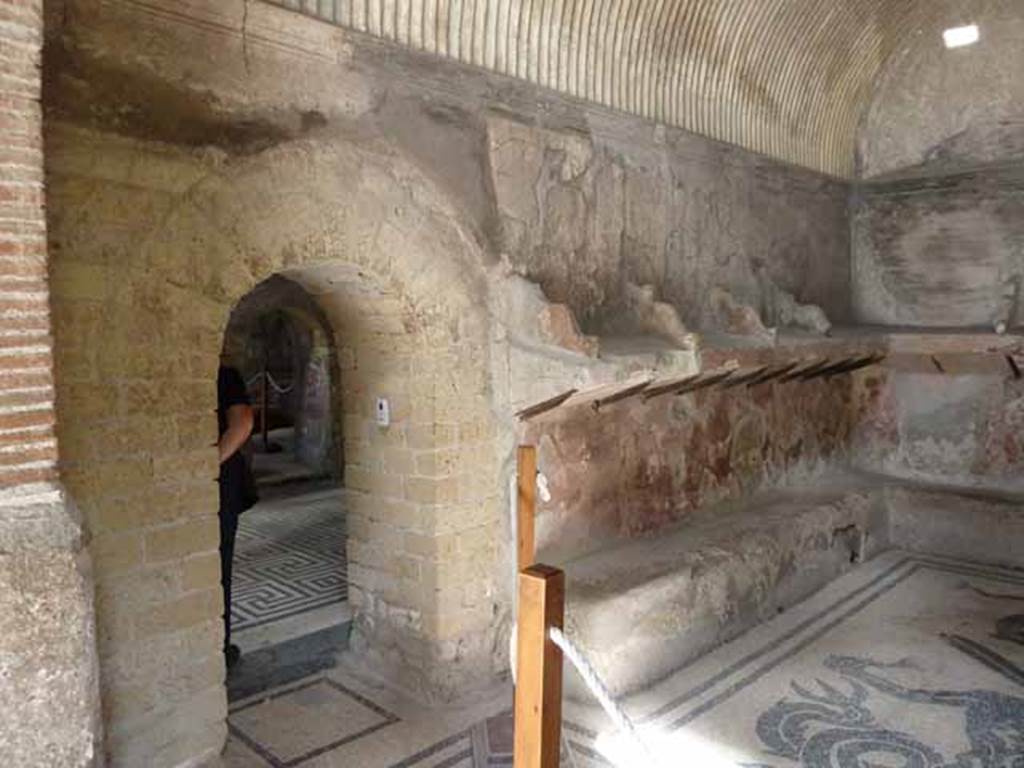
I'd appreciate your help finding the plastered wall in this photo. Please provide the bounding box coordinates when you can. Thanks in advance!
[852,169,1024,328]
[854,364,1024,489]
[853,0,1024,328]
[858,0,1024,180]
[850,0,1024,495]
[487,113,851,334]
[524,351,864,563]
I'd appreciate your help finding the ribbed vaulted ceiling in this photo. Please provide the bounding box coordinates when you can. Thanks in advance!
[271,0,933,177]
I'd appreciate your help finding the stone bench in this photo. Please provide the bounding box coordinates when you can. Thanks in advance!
[880,478,1024,568]
[559,483,886,698]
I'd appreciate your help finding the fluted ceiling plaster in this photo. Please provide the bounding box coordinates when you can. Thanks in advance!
[270,0,955,178]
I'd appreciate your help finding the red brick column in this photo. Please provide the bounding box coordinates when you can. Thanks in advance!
[0,0,58,488]
[0,1,102,764]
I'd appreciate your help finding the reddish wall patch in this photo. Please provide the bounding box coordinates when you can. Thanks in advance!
[526,374,857,561]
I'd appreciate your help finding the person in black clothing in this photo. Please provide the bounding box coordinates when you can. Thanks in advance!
[217,364,257,669]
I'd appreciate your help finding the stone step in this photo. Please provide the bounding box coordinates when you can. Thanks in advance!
[559,485,887,699]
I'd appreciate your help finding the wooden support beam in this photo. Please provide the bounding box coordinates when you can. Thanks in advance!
[824,352,886,378]
[802,355,860,381]
[560,378,650,411]
[642,373,701,401]
[517,390,577,421]
[779,357,830,383]
[593,379,653,410]
[517,446,537,573]
[514,565,565,768]
[747,361,799,388]
[676,367,738,395]
[1008,354,1022,380]
[722,366,769,389]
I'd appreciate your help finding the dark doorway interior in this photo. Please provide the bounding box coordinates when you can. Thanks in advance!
[221,276,349,701]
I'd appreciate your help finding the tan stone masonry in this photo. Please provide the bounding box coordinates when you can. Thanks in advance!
[47,129,504,764]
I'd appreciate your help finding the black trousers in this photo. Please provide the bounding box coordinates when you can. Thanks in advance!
[219,509,240,650]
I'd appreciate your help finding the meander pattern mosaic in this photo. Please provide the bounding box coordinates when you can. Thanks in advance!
[232,490,348,631]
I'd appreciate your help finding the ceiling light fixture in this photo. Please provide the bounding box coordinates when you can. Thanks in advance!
[943,24,979,49]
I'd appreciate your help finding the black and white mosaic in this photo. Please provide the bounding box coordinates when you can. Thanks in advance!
[525,553,1024,767]
[232,489,347,631]
[746,650,1024,767]
[225,552,1024,768]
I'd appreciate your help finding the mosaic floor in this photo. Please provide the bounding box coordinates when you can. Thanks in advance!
[222,550,1024,767]
[223,665,513,768]
[232,485,347,634]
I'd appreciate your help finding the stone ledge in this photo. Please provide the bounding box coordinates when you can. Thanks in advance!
[559,481,887,699]
[553,469,1024,702]
[869,474,1024,568]
[0,482,85,553]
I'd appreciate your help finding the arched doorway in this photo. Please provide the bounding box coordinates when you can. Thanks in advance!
[50,137,507,764]
[219,275,348,699]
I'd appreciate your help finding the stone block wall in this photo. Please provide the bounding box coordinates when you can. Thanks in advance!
[46,128,230,767]
[0,0,102,764]
[46,126,505,764]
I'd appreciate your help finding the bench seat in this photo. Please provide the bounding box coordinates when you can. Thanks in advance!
[559,484,885,698]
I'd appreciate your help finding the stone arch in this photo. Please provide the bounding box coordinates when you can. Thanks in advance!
[52,135,507,765]
[147,136,507,684]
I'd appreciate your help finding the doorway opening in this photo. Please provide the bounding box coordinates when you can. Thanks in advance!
[220,275,348,700]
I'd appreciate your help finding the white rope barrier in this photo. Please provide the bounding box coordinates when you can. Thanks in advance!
[547,626,655,763]
[245,371,296,394]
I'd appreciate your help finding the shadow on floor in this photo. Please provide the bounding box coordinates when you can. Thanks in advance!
[228,622,351,703]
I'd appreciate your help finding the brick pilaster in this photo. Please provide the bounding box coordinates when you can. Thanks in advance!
[0,0,58,490]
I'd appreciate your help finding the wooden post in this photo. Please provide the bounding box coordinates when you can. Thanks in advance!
[515,565,564,768]
[517,445,537,572]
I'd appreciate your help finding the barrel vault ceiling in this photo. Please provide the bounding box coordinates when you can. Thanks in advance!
[264,0,959,178]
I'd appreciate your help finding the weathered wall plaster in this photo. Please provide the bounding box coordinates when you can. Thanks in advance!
[854,366,1024,489]
[524,345,868,564]
[859,0,1024,179]
[487,114,851,335]
[853,0,1024,328]
[851,167,1024,328]
[850,0,1024,510]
